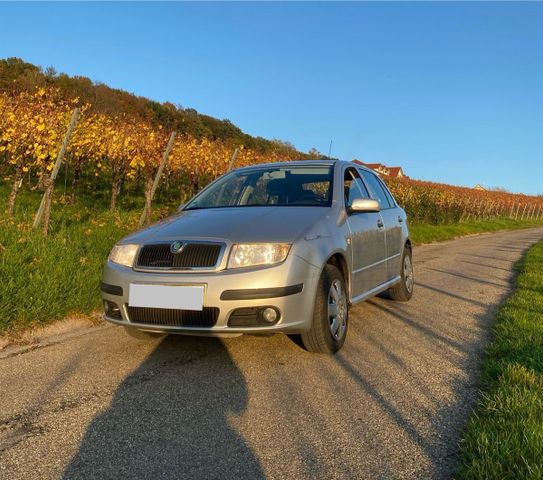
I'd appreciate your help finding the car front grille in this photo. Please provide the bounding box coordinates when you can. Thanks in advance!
[136,243,223,270]
[127,306,219,327]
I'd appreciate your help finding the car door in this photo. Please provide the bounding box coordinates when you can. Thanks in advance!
[359,170,403,281]
[344,167,387,298]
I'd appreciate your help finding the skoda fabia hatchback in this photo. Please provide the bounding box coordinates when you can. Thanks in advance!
[101,160,413,353]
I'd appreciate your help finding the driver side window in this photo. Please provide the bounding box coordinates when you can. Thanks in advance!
[344,168,369,208]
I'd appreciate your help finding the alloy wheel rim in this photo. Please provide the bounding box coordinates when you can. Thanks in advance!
[328,279,347,341]
[404,255,414,293]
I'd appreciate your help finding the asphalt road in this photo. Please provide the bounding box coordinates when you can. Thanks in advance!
[1,227,543,480]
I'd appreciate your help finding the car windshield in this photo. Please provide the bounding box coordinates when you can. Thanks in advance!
[184,165,334,210]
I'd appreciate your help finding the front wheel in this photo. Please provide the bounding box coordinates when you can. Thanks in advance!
[388,245,414,301]
[301,264,349,354]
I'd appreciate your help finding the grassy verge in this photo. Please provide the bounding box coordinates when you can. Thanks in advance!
[409,218,543,245]
[0,184,541,335]
[0,185,149,335]
[457,240,543,479]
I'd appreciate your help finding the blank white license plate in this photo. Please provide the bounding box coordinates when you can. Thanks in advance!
[128,284,204,311]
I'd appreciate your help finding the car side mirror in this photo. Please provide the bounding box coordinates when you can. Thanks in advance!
[349,198,380,213]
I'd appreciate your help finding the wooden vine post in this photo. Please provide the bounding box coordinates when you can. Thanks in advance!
[228,147,239,172]
[33,108,80,235]
[139,131,177,227]
[520,203,528,220]
[517,203,522,220]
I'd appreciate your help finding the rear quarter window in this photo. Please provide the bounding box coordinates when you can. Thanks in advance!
[376,177,397,208]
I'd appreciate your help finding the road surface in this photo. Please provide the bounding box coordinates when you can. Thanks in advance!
[1,227,543,480]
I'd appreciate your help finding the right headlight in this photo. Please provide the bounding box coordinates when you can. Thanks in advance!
[109,244,139,268]
[228,243,291,269]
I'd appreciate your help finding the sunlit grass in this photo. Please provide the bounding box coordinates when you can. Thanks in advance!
[457,240,543,479]
[0,183,178,334]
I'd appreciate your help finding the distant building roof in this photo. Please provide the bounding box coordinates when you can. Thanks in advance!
[352,160,407,179]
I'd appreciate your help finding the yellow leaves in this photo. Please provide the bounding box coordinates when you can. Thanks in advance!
[0,87,295,197]
[1,87,75,172]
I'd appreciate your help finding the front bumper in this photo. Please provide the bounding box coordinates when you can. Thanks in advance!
[101,254,321,335]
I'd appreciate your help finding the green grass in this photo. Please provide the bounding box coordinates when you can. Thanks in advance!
[0,183,173,335]
[457,240,543,480]
[0,190,135,332]
[0,183,541,335]
[410,218,543,245]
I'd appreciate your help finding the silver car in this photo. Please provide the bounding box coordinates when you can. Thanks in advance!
[101,160,413,353]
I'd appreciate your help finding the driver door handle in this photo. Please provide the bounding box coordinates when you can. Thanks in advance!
[377,219,384,229]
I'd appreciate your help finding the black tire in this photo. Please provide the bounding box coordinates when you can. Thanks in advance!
[388,245,414,301]
[123,327,166,340]
[301,264,349,354]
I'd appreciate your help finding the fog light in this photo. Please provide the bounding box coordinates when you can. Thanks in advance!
[261,307,278,323]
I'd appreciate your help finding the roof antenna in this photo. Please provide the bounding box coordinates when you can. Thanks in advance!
[328,139,333,158]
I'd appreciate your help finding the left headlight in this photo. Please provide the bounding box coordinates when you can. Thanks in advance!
[228,243,291,269]
[109,244,139,268]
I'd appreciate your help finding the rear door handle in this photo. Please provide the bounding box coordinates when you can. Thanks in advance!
[398,216,403,223]
[377,219,384,229]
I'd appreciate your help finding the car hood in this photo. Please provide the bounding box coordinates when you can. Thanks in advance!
[121,207,333,244]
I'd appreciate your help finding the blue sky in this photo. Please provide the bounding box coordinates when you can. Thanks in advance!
[0,2,542,194]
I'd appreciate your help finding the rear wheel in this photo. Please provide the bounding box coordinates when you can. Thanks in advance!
[388,245,414,301]
[301,264,348,354]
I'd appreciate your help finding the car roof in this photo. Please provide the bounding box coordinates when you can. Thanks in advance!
[233,159,371,173]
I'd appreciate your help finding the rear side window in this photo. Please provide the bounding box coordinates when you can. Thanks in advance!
[359,171,392,209]
[376,176,397,208]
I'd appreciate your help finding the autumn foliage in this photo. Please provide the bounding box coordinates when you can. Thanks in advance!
[0,87,301,217]
[385,177,543,224]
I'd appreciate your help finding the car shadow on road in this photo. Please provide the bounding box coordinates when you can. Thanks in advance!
[61,335,264,480]
[415,282,489,308]
[460,259,513,273]
[424,267,508,288]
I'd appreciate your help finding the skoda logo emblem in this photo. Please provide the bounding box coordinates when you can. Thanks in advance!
[170,241,184,254]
